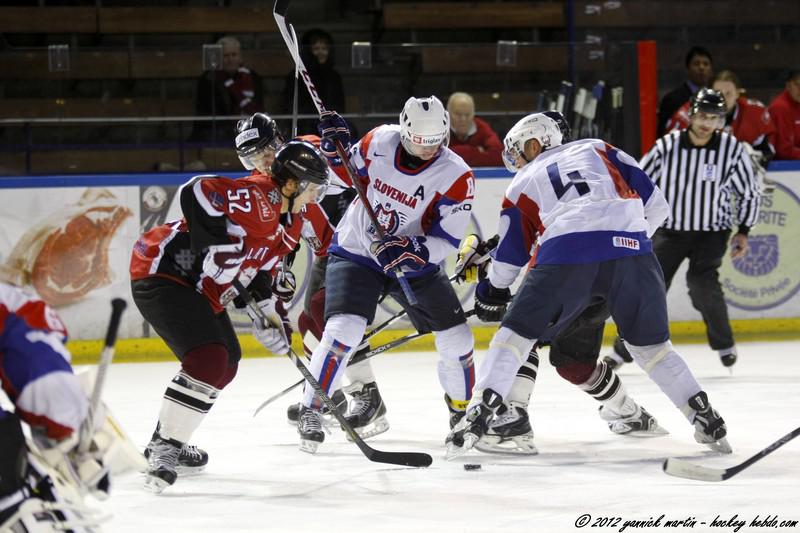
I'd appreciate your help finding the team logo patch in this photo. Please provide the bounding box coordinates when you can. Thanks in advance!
[701,163,717,181]
[371,203,401,235]
[612,236,640,250]
[209,190,224,209]
[268,189,281,205]
[251,188,275,222]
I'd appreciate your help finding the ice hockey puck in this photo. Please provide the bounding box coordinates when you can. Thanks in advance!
[463,464,482,471]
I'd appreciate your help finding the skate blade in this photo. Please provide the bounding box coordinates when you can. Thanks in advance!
[475,434,538,455]
[299,439,321,454]
[346,416,390,441]
[704,437,732,454]
[445,434,478,461]
[621,426,670,437]
[143,475,172,494]
[175,465,206,476]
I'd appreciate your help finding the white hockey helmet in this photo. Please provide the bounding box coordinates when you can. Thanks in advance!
[399,96,450,158]
[502,112,564,172]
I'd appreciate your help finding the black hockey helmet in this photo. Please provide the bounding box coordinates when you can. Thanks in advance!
[271,140,330,203]
[689,88,726,117]
[235,113,284,171]
[542,110,572,142]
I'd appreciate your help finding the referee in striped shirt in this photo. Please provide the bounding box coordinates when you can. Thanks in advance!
[608,88,760,369]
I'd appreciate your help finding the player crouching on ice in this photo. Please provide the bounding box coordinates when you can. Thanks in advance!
[130,140,329,492]
[446,112,731,460]
[295,96,478,453]
[0,277,144,531]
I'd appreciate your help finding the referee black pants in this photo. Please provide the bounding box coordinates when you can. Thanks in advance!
[614,228,735,354]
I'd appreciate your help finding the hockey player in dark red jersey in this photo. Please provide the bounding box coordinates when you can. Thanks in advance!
[130,138,329,492]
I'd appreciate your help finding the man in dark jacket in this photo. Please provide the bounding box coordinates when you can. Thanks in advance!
[657,46,713,136]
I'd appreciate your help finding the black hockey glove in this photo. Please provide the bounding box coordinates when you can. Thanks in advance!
[474,278,511,322]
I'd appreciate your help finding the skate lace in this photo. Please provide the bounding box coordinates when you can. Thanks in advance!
[349,390,372,417]
[181,444,203,461]
[300,409,323,432]
[151,439,181,467]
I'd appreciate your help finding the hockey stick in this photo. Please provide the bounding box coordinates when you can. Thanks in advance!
[663,426,800,482]
[78,298,127,454]
[233,279,432,467]
[253,307,478,417]
[273,0,418,306]
[252,270,471,416]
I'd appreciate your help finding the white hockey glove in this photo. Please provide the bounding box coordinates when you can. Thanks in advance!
[249,297,290,356]
[202,238,245,284]
[454,234,499,284]
[271,267,297,303]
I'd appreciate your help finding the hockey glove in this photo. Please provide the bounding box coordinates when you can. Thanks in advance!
[370,235,430,274]
[318,110,351,158]
[454,234,499,284]
[202,238,245,285]
[271,268,297,303]
[474,278,512,322]
[248,297,290,356]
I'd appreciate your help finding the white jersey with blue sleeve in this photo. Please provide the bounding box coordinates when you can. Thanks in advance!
[489,138,669,288]
[328,124,476,276]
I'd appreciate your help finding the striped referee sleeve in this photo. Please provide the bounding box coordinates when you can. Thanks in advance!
[727,140,760,232]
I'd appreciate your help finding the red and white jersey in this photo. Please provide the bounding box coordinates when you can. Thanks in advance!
[0,282,87,440]
[330,124,475,275]
[130,173,302,313]
[489,139,669,288]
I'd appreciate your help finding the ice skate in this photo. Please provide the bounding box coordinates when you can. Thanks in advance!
[145,428,208,475]
[297,405,325,454]
[445,389,503,460]
[143,435,182,493]
[599,396,668,437]
[475,401,538,455]
[286,389,347,428]
[444,393,467,429]
[718,348,737,371]
[344,382,389,440]
[688,391,732,454]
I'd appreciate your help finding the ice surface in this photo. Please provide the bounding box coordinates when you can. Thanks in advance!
[92,341,799,532]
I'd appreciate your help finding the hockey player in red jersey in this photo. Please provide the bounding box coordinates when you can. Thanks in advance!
[130,138,329,492]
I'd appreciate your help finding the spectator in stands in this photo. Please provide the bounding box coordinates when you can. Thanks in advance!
[283,28,345,136]
[446,92,503,167]
[768,69,800,160]
[657,46,713,136]
[192,36,264,141]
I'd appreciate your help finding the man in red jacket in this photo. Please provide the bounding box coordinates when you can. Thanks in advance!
[447,92,503,167]
[768,69,800,160]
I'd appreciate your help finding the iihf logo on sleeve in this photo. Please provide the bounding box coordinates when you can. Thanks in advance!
[721,182,800,311]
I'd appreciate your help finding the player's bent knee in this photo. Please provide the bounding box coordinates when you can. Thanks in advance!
[182,343,230,385]
[623,340,673,373]
[322,313,368,353]
[434,323,474,361]
[556,361,596,385]
[489,327,536,364]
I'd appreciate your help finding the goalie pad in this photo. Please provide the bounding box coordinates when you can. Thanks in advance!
[31,369,147,501]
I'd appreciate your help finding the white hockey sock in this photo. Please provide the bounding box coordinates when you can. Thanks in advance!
[475,327,536,400]
[302,313,367,409]
[345,359,377,386]
[434,323,475,402]
[624,340,701,416]
[158,371,220,443]
[506,348,540,404]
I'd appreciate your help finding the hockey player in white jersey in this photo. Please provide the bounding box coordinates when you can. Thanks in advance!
[446,112,732,458]
[296,96,477,452]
